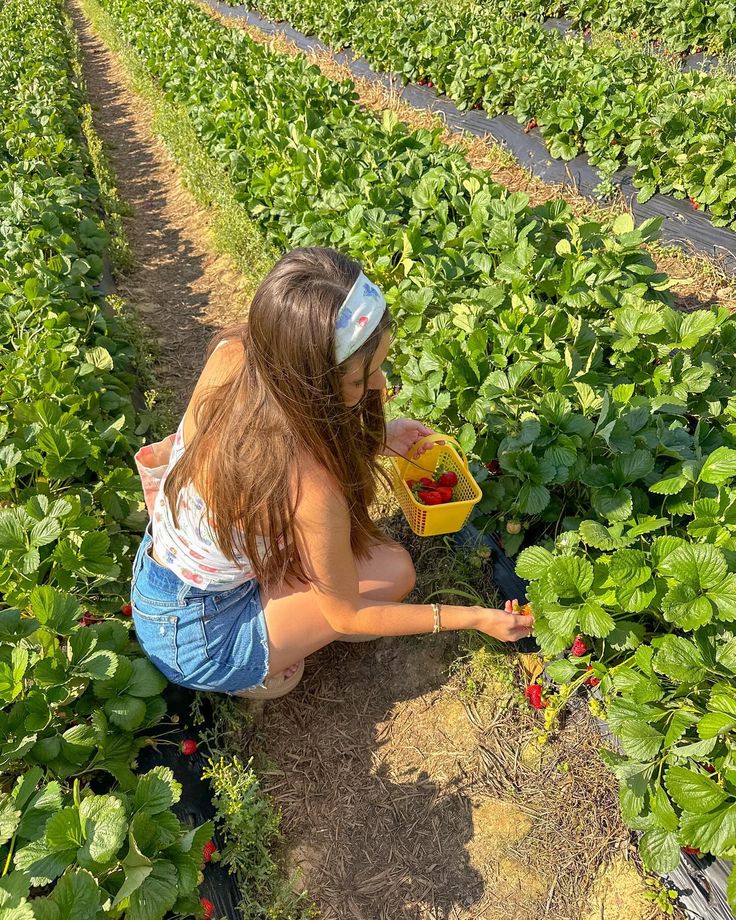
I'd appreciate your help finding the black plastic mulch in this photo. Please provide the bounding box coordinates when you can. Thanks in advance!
[138,684,244,920]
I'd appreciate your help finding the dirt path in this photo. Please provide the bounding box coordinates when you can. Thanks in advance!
[69,4,667,919]
[69,0,254,413]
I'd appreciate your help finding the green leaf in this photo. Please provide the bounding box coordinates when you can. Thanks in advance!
[652,636,707,683]
[0,796,20,846]
[613,213,635,234]
[617,720,664,761]
[608,550,650,589]
[658,543,727,590]
[679,804,736,854]
[578,520,623,550]
[104,696,147,731]
[84,346,114,371]
[639,828,680,873]
[127,659,168,699]
[113,833,152,908]
[700,447,736,485]
[649,466,689,496]
[31,869,101,920]
[544,659,578,684]
[592,486,632,522]
[30,588,80,637]
[547,556,593,597]
[698,712,736,740]
[45,809,84,853]
[517,482,550,515]
[78,795,127,868]
[666,767,728,812]
[0,512,25,552]
[577,601,614,637]
[133,768,182,816]
[128,859,179,920]
[515,545,554,580]
[662,584,713,630]
[13,838,73,886]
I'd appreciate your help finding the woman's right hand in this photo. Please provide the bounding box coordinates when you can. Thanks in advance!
[474,598,534,642]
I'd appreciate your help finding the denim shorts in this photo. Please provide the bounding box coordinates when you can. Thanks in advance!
[130,530,270,694]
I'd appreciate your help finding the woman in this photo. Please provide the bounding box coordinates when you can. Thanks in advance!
[131,247,533,699]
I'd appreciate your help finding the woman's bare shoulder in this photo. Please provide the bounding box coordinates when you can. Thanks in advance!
[183,338,245,443]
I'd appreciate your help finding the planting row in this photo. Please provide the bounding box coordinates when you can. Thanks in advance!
[98,0,736,898]
[239,0,736,228]
[0,1,213,916]
[489,0,736,54]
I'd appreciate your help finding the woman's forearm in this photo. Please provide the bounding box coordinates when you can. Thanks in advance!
[340,600,482,637]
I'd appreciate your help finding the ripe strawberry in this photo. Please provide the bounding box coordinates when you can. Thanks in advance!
[506,520,522,535]
[435,485,454,503]
[520,603,533,616]
[202,840,217,863]
[419,477,435,489]
[485,459,501,475]
[704,764,716,774]
[524,683,547,710]
[584,665,600,687]
[200,898,215,919]
[406,479,417,489]
[181,739,198,756]
[436,471,458,487]
[120,602,133,616]
[689,196,700,210]
[419,490,443,506]
[570,636,589,657]
[80,611,101,627]
[426,80,434,88]
[682,846,701,856]
[523,118,538,133]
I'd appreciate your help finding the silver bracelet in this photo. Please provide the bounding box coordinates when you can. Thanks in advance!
[432,602,443,634]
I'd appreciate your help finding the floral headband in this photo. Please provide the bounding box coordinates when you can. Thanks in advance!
[334,271,387,365]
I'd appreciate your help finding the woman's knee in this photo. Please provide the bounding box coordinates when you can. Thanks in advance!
[384,543,416,601]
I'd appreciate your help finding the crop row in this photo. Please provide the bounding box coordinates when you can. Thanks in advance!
[488,0,736,55]
[0,1,211,916]
[239,0,736,229]
[99,0,736,897]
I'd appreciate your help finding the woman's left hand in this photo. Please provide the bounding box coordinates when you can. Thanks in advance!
[383,419,436,459]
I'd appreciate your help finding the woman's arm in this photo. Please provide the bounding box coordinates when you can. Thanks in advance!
[292,463,532,642]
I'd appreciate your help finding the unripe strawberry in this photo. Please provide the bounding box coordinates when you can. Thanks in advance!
[181,739,198,756]
[506,520,522,535]
[570,636,589,657]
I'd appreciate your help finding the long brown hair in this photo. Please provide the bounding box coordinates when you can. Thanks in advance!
[164,247,391,588]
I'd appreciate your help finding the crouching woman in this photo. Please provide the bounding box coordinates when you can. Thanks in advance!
[130,247,533,699]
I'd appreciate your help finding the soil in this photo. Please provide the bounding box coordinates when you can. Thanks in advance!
[69,4,673,919]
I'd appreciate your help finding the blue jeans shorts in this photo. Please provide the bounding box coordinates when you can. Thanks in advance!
[130,530,270,693]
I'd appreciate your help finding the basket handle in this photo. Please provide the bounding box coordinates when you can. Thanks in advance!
[408,433,470,471]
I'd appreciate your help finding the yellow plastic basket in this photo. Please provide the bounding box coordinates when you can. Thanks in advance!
[389,433,482,537]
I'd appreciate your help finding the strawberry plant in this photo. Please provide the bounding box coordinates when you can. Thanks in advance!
[233,0,736,227]
[0,0,210,914]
